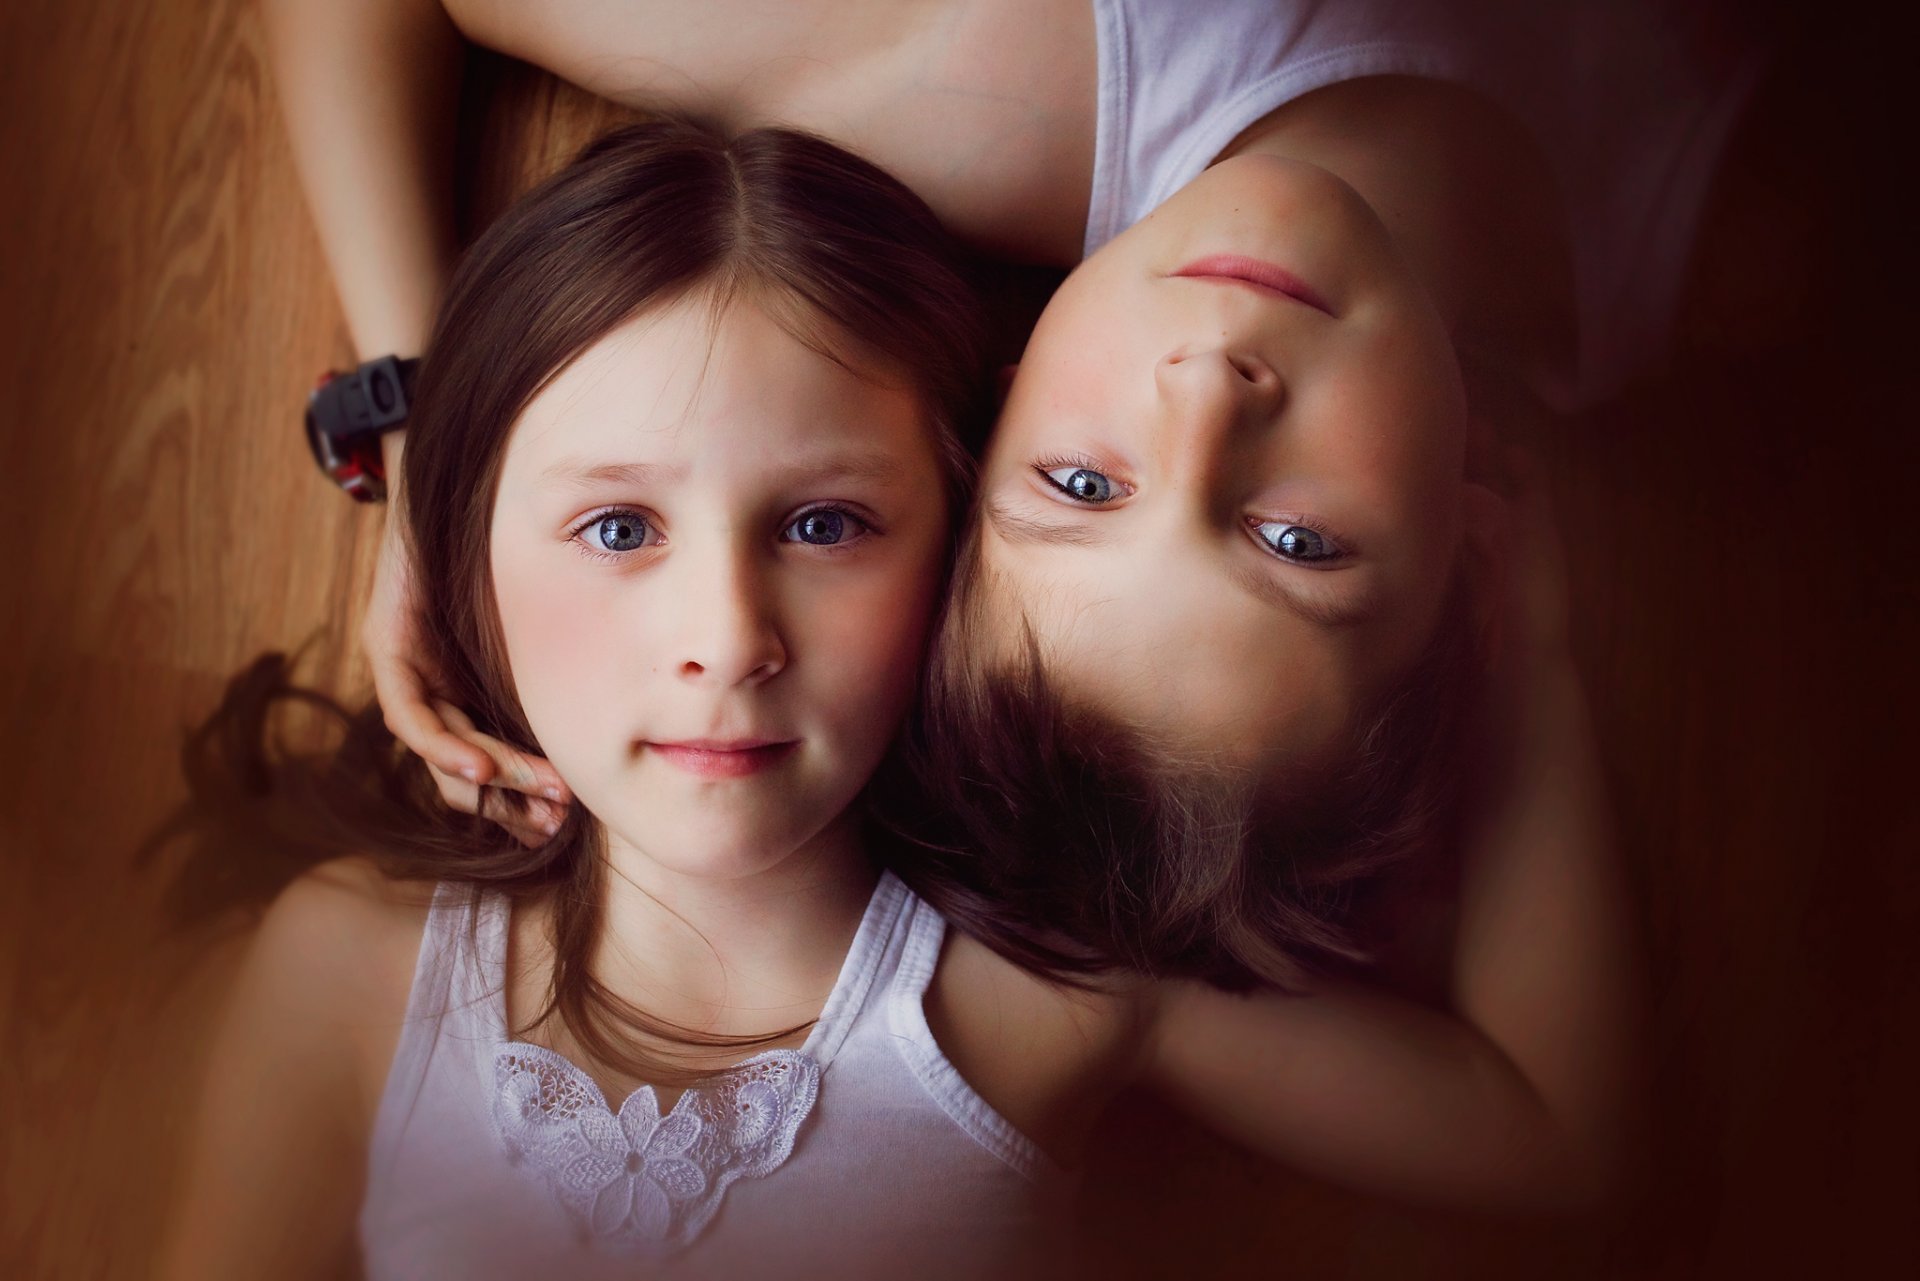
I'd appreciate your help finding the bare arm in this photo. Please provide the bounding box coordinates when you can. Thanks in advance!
[1144,482,1638,1211]
[263,0,462,362]
[264,0,572,821]
[450,0,1095,262]
[154,860,424,1279]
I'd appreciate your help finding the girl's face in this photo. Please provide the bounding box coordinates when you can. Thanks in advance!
[489,292,950,880]
[975,154,1470,768]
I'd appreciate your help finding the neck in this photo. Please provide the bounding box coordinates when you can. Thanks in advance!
[1218,76,1576,402]
[530,812,879,1045]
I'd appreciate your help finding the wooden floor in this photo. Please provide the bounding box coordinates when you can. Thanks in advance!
[1,2,1911,1278]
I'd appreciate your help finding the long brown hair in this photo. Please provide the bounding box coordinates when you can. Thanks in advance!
[157,118,989,1086]
[875,519,1484,993]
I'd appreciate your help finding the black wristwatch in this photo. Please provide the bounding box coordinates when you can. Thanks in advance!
[304,355,421,502]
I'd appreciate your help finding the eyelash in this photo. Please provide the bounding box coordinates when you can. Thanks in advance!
[782,503,878,554]
[1030,458,1350,565]
[567,507,657,564]
[1246,515,1354,566]
[1033,453,1134,502]
[566,503,877,563]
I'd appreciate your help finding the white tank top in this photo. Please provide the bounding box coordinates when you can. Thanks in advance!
[357,871,1067,1279]
[1084,0,1765,408]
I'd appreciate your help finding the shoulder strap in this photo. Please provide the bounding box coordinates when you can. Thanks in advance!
[798,871,911,1068]
[883,894,1057,1182]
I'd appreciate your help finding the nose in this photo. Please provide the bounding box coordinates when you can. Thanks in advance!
[1152,345,1284,475]
[674,549,786,688]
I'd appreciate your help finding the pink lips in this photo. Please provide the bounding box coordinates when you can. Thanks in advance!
[1171,254,1333,315]
[646,739,798,779]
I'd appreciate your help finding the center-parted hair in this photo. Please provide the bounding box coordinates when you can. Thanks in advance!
[156,118,990,1087]
[408,120,989,754]
[398,120,991,1080]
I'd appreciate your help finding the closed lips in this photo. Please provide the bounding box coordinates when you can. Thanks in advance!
[1171,254,1333,316]
[646,740,798,777]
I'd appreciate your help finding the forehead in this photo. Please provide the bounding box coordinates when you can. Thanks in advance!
[975,531,1362,771]
[502,291,930,473]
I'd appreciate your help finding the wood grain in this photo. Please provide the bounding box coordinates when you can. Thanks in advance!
[0,2,1910,1279]
[0,6,632,1276]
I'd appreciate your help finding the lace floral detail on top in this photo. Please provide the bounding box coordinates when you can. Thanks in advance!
[491,1043,822,1258]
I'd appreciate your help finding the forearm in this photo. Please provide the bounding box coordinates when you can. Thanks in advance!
[1449,657,1640,1200]
[1147,666,1636,1210]
[1150,977,1598,1211]
[264,0,464,361]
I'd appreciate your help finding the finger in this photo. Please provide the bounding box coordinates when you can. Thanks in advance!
[501,822,552,850]
[428,758,484,815]
[430,700,571,802]
[475,783,565,833]
[373,658,496,783]
[428,761,563,844]
[475,782,565,847]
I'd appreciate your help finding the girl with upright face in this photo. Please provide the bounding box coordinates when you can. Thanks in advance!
[165,121,1099,1275]
[489,288,950,892]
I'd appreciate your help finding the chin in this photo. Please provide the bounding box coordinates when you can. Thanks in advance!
[606,814,824,883]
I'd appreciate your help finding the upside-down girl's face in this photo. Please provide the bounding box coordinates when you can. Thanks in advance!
[488,290,949,882]
[975,154,1471,769]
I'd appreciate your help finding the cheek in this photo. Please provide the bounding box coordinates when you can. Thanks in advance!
[1319,328,1465,510]
[490,541,644,759]
[804,547,945,740]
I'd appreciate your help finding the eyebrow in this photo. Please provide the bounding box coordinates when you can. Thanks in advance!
[984,496,1110,547]
[539,450,902,491]
[539,460,685,491]
[780,449,904,484]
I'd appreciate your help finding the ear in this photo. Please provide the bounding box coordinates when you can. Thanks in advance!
[1459,480,1512,668]
[995,363,1020,406]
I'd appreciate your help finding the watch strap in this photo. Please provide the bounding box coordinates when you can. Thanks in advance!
[308,355,421,442]
[305,355,422,503]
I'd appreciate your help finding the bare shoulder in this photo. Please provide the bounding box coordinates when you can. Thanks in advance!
[440,0,1096,262]
[924,928,1148,1166]
[253,856,434,1014]
[442,0,929,107]
[272,853,437,939]
[245,856,438,1122]
[154,858,437,1280]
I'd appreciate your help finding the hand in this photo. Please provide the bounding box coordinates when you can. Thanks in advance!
[361,504,571,845]
[428,701,571,848]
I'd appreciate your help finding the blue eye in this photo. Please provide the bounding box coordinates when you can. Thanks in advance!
[591,512,654,553]
[1253,521,1341,563]
[784,508,867,546]
[1041,465,1118,503]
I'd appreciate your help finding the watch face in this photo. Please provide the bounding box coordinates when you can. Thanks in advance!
[367,363,401,419]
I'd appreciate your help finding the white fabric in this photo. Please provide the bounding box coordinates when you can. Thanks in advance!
[489,1044,819,1257]
[1085,0,1765,408]
[358,872,1067,1280]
